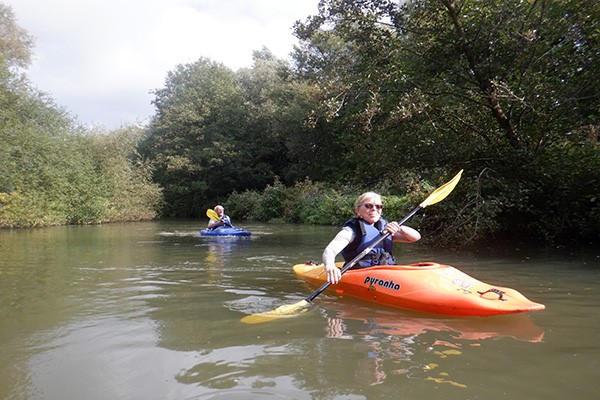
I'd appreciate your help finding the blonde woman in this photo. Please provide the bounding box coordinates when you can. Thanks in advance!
[322,192,421,284]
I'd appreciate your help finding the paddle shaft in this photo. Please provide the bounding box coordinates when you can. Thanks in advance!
[304,205,423,303]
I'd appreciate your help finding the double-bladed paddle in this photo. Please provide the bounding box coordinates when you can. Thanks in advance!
[241,170,463,324]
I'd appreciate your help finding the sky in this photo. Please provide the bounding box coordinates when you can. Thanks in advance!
[7,0,320,129]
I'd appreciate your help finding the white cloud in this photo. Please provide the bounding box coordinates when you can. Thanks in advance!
[6,0,318,129]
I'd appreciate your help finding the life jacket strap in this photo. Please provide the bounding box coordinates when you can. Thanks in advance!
[358,252,395,267]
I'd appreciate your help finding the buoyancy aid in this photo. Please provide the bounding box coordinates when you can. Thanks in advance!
[210,214,232,230]
[340,217,396,268]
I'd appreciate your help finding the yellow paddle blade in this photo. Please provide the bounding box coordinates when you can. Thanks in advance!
[419,169,463,208]
[206,209,219,221]
[240,300,310,324]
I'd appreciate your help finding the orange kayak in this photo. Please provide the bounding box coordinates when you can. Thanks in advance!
[293,262,545,317]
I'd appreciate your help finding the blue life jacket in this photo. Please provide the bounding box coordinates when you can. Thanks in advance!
[340,217,396,268]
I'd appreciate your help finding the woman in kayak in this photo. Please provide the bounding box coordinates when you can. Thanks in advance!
[207,205,232,229]
[323,192,421,284]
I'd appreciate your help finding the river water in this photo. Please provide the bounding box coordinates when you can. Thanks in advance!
[1,220,598,400]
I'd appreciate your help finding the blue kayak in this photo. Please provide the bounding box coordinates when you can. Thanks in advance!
[200,227,251,236]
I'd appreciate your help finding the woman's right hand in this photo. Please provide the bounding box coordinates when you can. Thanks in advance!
[325,263,342,284]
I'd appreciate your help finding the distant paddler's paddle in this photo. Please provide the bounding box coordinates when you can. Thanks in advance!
[241,169,464,324]
[206,209,219,221]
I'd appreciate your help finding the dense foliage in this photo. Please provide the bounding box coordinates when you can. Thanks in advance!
[139,50,320,217]
[284,0,599,244]
[0,4,161,227]
[140,0,598,245]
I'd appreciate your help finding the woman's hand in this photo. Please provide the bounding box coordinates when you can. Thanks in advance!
[387,223,421,242]
[325,263,342,284]
[384,221,402,235]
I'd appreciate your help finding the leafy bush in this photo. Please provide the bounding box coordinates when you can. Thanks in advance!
[224,189,261,220]
[224,178,418,227]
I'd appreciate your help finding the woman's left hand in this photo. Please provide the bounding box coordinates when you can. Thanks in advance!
[384,221,402,235]
[387,223,421,242]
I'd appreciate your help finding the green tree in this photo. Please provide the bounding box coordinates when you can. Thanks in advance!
[288,26,369,183]
[0,3,33,69]
[85,127,162,222]
[141,52,326,217]
[290,0,599,243]
[235,49,292,187]
[239,48,329,183]
[1,3,161,227]
[141,58,248,216]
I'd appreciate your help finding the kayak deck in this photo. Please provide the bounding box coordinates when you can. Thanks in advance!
[293,262,545,317]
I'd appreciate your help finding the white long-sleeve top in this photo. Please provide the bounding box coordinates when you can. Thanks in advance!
[322,227,355,269]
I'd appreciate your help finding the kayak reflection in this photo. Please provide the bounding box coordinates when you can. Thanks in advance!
[201,236,252,268]
[319,297,544,343]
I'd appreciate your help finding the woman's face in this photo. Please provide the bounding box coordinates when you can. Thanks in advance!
[355,196,383,225]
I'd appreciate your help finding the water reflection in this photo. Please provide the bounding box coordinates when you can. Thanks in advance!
[200,237,252,266]
[318,298,544,388]
[170,292,545,397]
[321,298,544,342]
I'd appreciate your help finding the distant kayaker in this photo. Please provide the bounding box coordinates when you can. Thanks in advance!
[207,205,232,229]
[322,192,421,284]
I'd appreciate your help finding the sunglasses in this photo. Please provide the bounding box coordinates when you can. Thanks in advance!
[361,203,383,210]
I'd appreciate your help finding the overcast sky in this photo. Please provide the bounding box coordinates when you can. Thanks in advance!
[7,0,320,129]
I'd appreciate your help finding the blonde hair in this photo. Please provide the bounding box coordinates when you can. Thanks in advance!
[353,192,382,216]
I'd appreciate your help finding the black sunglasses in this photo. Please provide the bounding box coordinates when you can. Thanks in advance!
[361,203,383,210]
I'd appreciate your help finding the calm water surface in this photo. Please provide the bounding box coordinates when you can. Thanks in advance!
[1,220,598,399]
